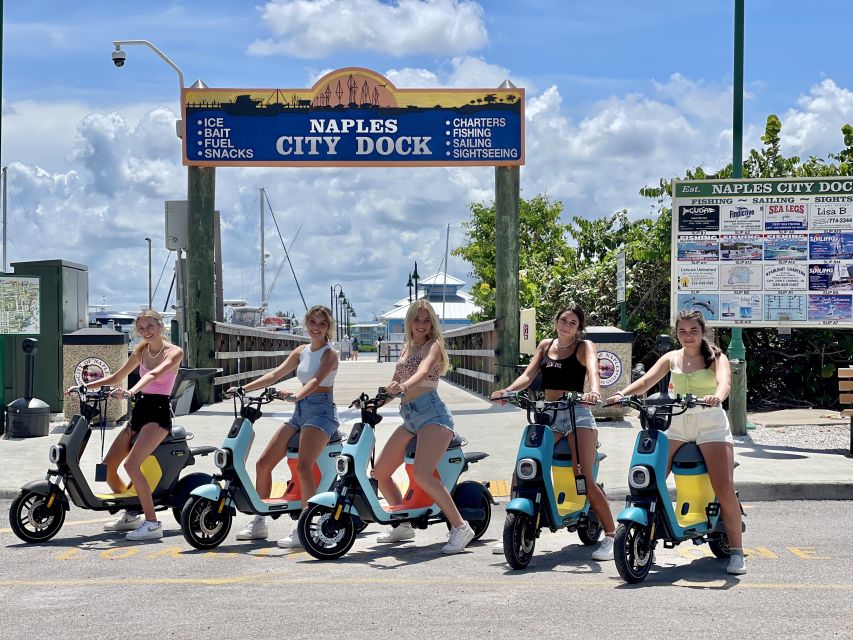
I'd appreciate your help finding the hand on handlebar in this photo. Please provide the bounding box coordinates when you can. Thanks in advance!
[580,391,601,406]
[276,390,296,402]
[109,387,131,400]
[384,381,407,397]
[699,394,721,407]
[65,385,86,398]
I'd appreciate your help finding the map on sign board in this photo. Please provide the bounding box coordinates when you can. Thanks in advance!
[671,177,853,328]
[0,276,40,335]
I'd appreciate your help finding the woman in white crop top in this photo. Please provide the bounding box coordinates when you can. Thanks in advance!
[64,309,183,541]
[227,305,340,549]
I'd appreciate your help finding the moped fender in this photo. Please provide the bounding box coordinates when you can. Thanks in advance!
[506,497,535,517]
[190,483,223,501]
[21,479,69,510]
[617,506,649,526]
[308,490,357,516]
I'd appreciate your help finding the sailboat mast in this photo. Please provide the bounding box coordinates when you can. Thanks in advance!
[2,166,7,272]
[260,187,265,313]
[441,223,449,331]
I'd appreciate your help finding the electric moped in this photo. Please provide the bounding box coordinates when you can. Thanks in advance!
[297,388,493,559]
[10,386,215,543]
[497,391,605,569]
[180,388,349,549]
[612,391,746,583]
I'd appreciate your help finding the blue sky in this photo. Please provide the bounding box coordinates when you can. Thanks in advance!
[2,0,852,320]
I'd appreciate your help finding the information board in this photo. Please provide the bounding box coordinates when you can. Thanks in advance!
[671,177,853,327]
[0,276,40,335]
[182,67,524,168]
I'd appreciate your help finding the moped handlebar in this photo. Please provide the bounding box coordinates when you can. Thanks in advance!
[492,390,598,411]
[349,387,404,410]
[612,393,711,431]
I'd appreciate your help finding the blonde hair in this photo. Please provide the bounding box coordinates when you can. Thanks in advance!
[404,300,449,375]
[304,305,335,342]
[132,309,168,355]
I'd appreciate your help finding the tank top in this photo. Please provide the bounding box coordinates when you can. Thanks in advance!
[669,353,717,397]
[540,339,587,392]
[138,362,178,396]
[296,343,336,386]
[394,341,441,389]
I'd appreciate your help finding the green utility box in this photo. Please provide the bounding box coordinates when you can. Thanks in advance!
[4,260,88,413]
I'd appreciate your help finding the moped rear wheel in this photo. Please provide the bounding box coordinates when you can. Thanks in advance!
[503,512,536,569]
[576,512,603,546]
[298,503,356,560]
[9,490,65,543]
[614,522,654,583]
[708,533,731,559]
[446,492,493,540]
[180,496,232,550]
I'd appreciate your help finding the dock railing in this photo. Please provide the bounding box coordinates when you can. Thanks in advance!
[443,319,498,397]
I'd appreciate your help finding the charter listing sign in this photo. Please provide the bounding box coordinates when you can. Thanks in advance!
[671,177,853,328]
[182,67,524,167]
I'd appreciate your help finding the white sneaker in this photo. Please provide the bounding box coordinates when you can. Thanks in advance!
[376,523,416,543]
[235,517,268,540]
[592,536,614,561]
[126,520,163,541]
[727,553,747,575]
[276,529,303,549]
[442,524,475,554]
[492,541,504,554]
[104,511,143,532]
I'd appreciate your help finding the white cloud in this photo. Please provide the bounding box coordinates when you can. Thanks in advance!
[249,0,488,59]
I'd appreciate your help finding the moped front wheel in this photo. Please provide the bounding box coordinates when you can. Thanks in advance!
[614,522,654,583]
[503,512,536,569]
[10,489,66,543]
[180,496,232,550]
[298,503,356,560]
[708,533,731,559]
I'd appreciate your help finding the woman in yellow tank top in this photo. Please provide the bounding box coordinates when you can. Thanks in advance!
[607,310,746,575]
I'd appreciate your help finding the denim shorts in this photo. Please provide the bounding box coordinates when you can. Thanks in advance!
[287,392,340,438]
[399,390,454,433]
[668,406,733,445]
[552,404,596,434]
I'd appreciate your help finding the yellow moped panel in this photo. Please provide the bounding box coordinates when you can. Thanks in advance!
[552,465,586,516]
[674,473,716,527]
[94,456,164,499]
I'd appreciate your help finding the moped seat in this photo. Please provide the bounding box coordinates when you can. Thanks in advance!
[404,433,467,456]
[672,443,704,465]
[162,424,188,442]
[553,438,573,461]
[287,429,347,449]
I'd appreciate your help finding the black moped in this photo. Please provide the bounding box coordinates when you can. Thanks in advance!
[9,386,216,543]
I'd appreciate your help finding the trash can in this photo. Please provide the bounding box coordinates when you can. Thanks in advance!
[62,328,129,423]
[585,326,633,420]
[5,339,51,438]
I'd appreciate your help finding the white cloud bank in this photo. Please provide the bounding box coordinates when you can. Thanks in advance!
[249,0,488,58]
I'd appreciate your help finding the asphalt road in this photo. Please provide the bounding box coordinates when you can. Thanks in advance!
[1,499,851,639]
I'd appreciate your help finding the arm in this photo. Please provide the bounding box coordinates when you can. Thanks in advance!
[68,352,141,394]
[607,351,675,403]
[128,346,184,395]
[292,347,338,400]
[489,340,547,399]
[704,353,731,406]
[238,346,303,393]
[580,340,601,402]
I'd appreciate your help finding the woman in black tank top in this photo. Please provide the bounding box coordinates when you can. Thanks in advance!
[490,303,616,560]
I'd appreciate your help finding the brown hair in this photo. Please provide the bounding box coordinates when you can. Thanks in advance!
[675,309,722,368]
[554,302,586,333]
[404,300,450,375]
[304,305,335,342]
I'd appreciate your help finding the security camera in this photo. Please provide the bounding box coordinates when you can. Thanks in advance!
[112,48,127,67]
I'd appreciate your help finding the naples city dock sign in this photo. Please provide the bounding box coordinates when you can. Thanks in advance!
[182,67,524,167]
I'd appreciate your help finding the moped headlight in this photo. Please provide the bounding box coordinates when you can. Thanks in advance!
[516,457,538,481]
[335,455,350,476]
[629,465,651,489]
[49,444,65,464]
[213,448,230,470]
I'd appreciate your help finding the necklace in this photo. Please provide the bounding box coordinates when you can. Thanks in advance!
[556,336,577,349]
[683,351,699,367]
[146,342,166,359]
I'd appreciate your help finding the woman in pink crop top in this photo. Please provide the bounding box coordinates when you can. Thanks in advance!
[227,304,340,549]
[65,309,183,541]
[372,300,476,554]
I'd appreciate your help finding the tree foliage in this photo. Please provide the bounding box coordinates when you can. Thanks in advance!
[455,115,853,409]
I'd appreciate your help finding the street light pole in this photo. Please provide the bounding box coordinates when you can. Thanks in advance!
[330,283,344,341]
[412,261,420,300]
[144,237,152,309]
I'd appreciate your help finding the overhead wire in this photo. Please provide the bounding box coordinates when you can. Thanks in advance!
[263,189,308,311]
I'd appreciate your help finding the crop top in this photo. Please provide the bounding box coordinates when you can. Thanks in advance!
[394,341,441,389]
[296,343,337,386]
[138,362,178,396]
[540,339,587,392]
[669,354,717,397]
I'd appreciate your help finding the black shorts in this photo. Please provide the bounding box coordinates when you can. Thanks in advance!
[130,393,172,432]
